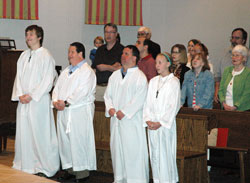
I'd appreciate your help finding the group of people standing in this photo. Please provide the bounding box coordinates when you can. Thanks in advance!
[11,22,250,183]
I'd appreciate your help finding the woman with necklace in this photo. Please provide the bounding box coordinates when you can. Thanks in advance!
[143,52,180,183]
[219,45,250,111]
[181,53,214,111]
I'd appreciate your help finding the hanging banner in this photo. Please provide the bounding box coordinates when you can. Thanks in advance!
[0,0,39,20]
[85,0,143,26]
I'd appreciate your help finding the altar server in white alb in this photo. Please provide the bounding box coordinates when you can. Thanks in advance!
[52,42,96,182]
[104,45,149,183]
[143,52,180,183]
[11,25,59,177]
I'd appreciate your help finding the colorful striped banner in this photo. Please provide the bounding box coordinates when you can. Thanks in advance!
[85,0,143,26]
[0,0,38,20]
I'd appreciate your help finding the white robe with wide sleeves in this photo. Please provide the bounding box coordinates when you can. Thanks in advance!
[52,62,97,171]
[11,47,60,177]
[104,67,149,183]
[143,74,181,183]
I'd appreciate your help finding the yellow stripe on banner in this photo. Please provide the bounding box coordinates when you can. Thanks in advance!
[15,0,20,19]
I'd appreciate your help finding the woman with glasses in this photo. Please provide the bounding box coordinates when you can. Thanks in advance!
[219,45,250,111]
[171,44,190,86]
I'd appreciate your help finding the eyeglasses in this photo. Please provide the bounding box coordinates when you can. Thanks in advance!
[231,54,242,58]
[137,32,148,37]
[104,31,116,34]
[171,51,180,54]
[230,36,242,40]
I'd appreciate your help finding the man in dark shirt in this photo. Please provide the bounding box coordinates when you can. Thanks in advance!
[137,26,161,59]
[93,23,124,85]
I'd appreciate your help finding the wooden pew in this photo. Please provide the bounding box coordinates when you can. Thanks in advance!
[179,107,250,183]
[94,101,209,183]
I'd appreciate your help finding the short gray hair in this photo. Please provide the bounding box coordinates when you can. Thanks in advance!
[232,45,249,57]
[138,26,152,35]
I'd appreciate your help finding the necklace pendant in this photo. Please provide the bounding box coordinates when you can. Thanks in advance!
[156,91,159,98]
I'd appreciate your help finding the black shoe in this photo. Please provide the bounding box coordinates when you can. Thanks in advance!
[57,171,75,181]
[35,172,48,178]
[75,176,89,182]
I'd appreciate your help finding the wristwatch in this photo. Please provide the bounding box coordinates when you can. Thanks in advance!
[64,101,70,107]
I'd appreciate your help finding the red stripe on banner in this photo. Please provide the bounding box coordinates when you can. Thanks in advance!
[111,0,115,23]
[103,0,108,24]
[133,0,137,25]
[126,0,129,25]
[11,0,15,19]
[88,0,92,24]
[27,0,31,19]
[35,0,39,19]
[96,0,100,24]
[19,0,23,19]
[118,0,122,25]
[3,0,7,18]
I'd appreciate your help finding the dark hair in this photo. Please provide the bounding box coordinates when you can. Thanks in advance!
[125,45,140,64]
[196,43,209,57]
[116,33,121,43]
[171,44,188,64]
[232,28,248,43]
[104,23,118,32]
[188,39,200,46]
[191,53,210,72]
[25,25,44,46]
[70,42,85,58]
[143,39,153,54]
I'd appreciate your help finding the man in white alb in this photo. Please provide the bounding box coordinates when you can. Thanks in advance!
[104,45,149,183]
[52,42,96,182]
[11,25,60,177]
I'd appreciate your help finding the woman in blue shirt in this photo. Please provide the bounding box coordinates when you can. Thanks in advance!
[181,53,214,110]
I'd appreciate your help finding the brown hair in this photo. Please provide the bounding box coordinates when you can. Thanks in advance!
[191,53,210,72]
[171,44,188,64]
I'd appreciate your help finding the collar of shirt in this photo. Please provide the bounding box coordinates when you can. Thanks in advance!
[121,65,138,76]
[69,60,86,75]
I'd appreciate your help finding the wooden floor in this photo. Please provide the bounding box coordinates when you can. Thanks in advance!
[0,137,241,183]
[0,138,57,183]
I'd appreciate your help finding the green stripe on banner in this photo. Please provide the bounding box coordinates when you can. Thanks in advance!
[99,0,104,24]
[0,1,3,18]
[85,0,89,24]
[136,0,141,25]
[30,0,35,19]
[129,0,133,25]
[107,0,111,23]
[91,0,97,24]
[23,0,28,19]
[15,0,20,19]
[114,0,119,24]
[121,0,126,25]
[6,0,11,18]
